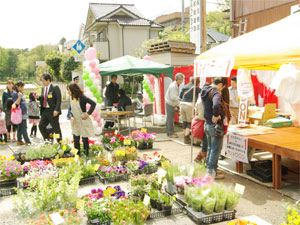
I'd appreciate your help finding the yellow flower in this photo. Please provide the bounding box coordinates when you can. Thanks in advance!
[62,145,67,151]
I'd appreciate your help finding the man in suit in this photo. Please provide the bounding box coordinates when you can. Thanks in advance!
[104,75,119,128]
[38,74,62,142]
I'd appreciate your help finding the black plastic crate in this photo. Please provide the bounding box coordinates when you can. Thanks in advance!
[186,206,236,224]
[79,176,96,186]
[148,201,184,220]
[97,173,126,184]
[88,219,111,225]
[250,160,288,176]
[0,188,17,197]
[0,179,17,189]
[246,170,272,183]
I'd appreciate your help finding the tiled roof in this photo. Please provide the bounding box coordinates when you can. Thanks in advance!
[89,3,163,28]
[207,28,230,43]
[100,16,163,28]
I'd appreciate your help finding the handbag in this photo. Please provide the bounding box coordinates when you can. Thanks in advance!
[11,104,22,125]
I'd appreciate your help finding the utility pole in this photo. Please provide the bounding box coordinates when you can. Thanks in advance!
[200,0,206,53]
[182,0,185,33]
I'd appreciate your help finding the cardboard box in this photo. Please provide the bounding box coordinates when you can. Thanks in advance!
[248,104,276,124]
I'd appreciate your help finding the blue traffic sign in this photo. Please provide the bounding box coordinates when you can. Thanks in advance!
[73,40,86,54]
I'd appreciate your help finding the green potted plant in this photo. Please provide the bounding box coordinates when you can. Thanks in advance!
[156,191,163,211]
[166,165,179,194]
[148,189,159,209]
[161,193,173,216]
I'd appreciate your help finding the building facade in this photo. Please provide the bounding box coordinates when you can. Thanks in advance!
[231,0,300,37]
[84,3,164,61]
[154,7,190,28]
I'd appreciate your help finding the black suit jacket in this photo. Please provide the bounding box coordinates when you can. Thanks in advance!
[105,82,119,106]
[70,95,96,115]
[40,84,62,114]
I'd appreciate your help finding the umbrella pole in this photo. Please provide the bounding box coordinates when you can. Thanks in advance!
[131,76,134,98]
[190,78,197,164]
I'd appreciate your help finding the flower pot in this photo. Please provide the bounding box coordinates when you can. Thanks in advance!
[147,142,153,149]
[162,205,172,216]
[150,198,157,209]
[156,201,163,211]
[176,186,184,195]
[167,182,176,195]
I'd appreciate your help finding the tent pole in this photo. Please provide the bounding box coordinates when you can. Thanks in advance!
[190,77,197,164]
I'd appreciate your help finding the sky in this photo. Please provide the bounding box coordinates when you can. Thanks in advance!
[0,0,218,49]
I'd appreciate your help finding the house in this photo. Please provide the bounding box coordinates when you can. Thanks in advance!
[154,7,190,28]
[84,3,164,61]
[231,0,300,37]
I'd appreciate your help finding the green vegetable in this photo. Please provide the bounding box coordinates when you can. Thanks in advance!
[213,184,227,213]
[225,190,241,211]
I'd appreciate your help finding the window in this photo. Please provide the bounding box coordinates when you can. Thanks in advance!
[194,10,196,15]
[197,25,200,30]
[197,8,200,13]
[194,26,196,31]
[194,1,196,6]
[197,0,199,4]
[194,18,196,23]
[197,17,200,22]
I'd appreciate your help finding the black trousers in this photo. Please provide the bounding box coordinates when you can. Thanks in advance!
[73,135,89,156]
[39,109,62,142]
[0,134,7,142]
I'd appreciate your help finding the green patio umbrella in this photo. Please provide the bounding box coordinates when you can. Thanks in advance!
[98,55,174,79]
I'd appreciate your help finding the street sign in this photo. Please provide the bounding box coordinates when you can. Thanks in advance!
[73,40,86,54]
[74,55,85,62]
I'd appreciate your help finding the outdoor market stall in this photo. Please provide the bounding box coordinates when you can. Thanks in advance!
[193,12,300,189]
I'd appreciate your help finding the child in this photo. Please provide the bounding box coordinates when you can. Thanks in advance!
[5,98,17,142]
[0,107,7,144]
[28,92,40,138]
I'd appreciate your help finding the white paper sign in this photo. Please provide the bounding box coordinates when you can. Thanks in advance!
[194,56,235,77]
[157,168,167,183]
[235,183,245,195]
[225,134,249,163]
[237,68,254,98]
[49,212,64,225]
[108,153,112,162]
[143,195,150,206]
[238,98,248,124]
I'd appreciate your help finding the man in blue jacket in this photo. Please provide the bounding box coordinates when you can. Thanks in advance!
[201,77,225,179]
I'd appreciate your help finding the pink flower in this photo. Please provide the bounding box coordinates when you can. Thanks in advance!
[110,137,116,143]
[7,173,11,177]
[104,133,109,137]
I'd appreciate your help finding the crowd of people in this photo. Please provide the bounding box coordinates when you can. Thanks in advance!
[165,74,238,179]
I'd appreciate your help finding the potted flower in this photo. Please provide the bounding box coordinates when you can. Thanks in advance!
[146,133,156,149]
[161,193,173,216]
[114,150,126,161]
[156,193,164,211]
[0,157,22,185]
[125,160,141,175]
[144,161,158,174]
[148,188,159,209]
[85,200,112,224]
[125,146,138,161]
[80,163,96,185]
[134,135,146,150]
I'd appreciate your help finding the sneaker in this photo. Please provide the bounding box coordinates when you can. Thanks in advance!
[12,138,17,142]
[24,143,31,146]
[219,155,226,160]
[17,142,25,145]
[168,133,178,138]
[215,171,225,179]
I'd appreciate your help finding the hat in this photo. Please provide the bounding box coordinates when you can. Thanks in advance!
[73,76,79,81]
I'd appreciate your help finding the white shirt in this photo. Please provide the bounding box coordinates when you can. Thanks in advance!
[229,86,239,108]
[165,81,181,107]
[43,83,52,108]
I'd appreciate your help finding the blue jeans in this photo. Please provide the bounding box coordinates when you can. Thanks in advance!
[202,132,208,153]
[204,123,224,178]
[17,119,31,143]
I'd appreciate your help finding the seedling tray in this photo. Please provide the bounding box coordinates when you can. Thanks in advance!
[0,179,17,189]
[88,219,111,225]
[79,176,96,185]
[148,201,184,220]
[0,188,16,197]
[186,206,236,224]
[97,173,126,184]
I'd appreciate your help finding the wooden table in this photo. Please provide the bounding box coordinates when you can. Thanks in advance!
[235,127,300,189]
[101,111,134,133]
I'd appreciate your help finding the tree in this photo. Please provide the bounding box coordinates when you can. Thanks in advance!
[45,51,63,81]
[0,46,8,75]
[59,37,66,54]
[62,56,80,82]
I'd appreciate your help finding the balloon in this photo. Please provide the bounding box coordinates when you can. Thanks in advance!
[143,55,151,61]
[146,80,151,85]
[84,47,97,61]
[143,84,149,89]
[90,85,97,93]
[89,61,96,69]
[95,127,102,136]
[98,121,102,127]
[85,79,93,87]
[92,109,98,117]
[92,67,100,75]
[95,115,101,122]
[95,74,101,80]
[97,97,103,104]
[93,79,100,86]
[142,80,146,85]
[94,92,101,99]
[85,67,92,73]
[89,73,96,80]
[83,73,89,80]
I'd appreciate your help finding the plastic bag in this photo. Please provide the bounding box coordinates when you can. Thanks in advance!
[213,184,227,213]
[11,105,22,125]
[225,188,241,211]
[201,188,216,215]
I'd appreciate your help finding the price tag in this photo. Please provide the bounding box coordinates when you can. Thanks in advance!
[157,168,167,183]
[74,155,79,162]
[124,139,131,145]
[49,212,64,225]
[118,161,121,167]
[189,167,194,177]
[65,138,69,144]
[108,153,112,162]
[114,130,118,135]
[234,183,245,195]
[137,142,140,147]
[87,160,91,167]
[76,200,85,210]
[141,128,147,133]
[103,190,111,198]
[161,160,170,169]
[143,195,150,206]
[53,133,60,139]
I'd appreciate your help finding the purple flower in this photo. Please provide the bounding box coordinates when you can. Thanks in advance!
[7,173,11,177]
[91,189,96,193]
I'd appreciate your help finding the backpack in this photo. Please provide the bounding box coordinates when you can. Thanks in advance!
[209,88,231,123]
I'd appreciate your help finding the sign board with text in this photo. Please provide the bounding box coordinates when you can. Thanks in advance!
[225,134,249,163]
[238,98,248,124]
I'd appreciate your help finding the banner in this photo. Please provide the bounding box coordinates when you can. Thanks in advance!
[194,56,235,77]
[237,68,254,98]
[225,134,249,164]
